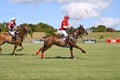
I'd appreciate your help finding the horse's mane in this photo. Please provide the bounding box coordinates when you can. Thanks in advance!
[70,25,85,39]
[17,25,33,38]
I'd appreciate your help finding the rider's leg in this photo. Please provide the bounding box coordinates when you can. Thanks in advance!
[60,30,70,47]
[8,31,16,43]
[57,30,64,37]
[61,30,68,37]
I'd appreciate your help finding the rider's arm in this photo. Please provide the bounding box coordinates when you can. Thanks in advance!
[63,25,71,29]
[62,20,70,29]
[8,22,12,30]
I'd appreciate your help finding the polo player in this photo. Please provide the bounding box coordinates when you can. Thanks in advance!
[8,18,17,43]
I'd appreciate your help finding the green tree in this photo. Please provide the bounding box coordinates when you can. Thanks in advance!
[90,26,98,32]
[0,22,8,32]
[97,25,106,32]
[90,25,107,32]
[106,27,115,32]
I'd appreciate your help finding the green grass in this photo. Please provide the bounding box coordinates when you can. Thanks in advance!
[0,43,120,80]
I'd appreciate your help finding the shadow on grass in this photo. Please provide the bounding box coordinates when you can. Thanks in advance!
[0,53,27,56]
[44,56,74,59]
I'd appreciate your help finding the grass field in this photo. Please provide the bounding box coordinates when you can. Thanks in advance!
[0,43,120,80]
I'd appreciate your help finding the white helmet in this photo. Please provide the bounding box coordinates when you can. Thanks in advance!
[11,18,16,21]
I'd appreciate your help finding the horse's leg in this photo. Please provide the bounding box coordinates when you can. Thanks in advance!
[19,44,24,51]
[35,48,42,56]
[70,46,74,59]
[0,47,2,54]
[40,45,52,59]
[0,41,4,54]
[71,43,87,54]
[35,45,51,59]
[16,44,24,51]
[12,45,18,56]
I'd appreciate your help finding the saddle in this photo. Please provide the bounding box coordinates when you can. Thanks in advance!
[58,34,70,47]
[57,31,75,47]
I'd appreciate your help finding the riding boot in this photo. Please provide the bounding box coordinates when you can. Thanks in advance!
[12,35,16,44]
[11,37,15,44]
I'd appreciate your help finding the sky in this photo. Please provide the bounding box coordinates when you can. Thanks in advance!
[0,0,120,30]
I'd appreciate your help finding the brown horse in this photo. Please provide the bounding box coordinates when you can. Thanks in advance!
[35,25,88,59]
[0,25,32,55]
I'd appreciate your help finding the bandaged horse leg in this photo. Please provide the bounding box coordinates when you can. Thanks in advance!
[40,45,52,59]
[35,48,42,56]
[41,53,44,59]
[40,47,47,59]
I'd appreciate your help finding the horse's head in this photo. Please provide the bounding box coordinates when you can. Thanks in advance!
[78,24,88,35]
[19,25,33,38]
[76,24,88,38]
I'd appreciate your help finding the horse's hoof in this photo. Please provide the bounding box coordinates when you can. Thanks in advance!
[83,51,88,55]
[82,51,87,53]
[10,53,13,55]
[11,54,15,56]
[71,57,76,60]
[13,54,15,56]
[73,57,76,60]
[11,53,15,56]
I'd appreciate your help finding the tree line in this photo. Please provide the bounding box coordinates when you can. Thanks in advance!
[90,25,119,32]
[0,22,119,33]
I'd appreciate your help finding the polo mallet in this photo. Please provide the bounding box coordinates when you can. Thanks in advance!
[71,9,88,27]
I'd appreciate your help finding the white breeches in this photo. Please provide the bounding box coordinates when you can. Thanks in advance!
[57,30,68,37]
[8,30,16,37]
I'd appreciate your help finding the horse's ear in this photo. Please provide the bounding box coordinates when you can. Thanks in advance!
[79,24,83,27]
